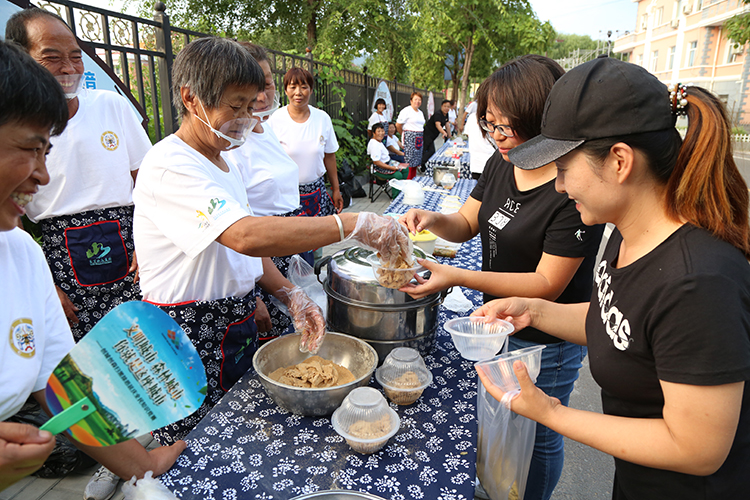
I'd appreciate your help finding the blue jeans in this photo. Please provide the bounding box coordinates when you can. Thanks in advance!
[507,336,587,500]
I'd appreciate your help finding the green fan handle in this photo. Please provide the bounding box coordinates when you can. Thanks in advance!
[40,396,96,435]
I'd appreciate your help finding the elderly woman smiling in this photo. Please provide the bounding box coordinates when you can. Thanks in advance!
[132,37,409,445]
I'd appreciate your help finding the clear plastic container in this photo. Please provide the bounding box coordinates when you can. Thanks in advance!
[474,345,546,392]
[331,387,400,454]
[444,316,514,361]
[375,347,433,405]
[366,253,422,289]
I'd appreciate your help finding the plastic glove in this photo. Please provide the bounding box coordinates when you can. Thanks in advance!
[279,286,327,353]
[347,212,413,267]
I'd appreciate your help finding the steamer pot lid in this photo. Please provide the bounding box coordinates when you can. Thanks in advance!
[328,246,435,285]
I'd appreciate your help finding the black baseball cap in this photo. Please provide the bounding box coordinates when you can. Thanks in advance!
[509,55,675,170]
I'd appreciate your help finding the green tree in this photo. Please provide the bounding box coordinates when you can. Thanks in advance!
[725,0,750,45]
[411,0,554,117]
[546,33,598,60]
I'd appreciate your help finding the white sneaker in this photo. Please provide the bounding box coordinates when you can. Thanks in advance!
[83,466,120,500]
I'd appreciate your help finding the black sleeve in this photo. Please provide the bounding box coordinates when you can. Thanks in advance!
[650,271,750,386]
[543,198,604,259]
[470,152,498,202]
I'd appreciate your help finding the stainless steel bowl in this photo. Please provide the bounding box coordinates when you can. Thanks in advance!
[290,491,387,500]
[252,332,378,416]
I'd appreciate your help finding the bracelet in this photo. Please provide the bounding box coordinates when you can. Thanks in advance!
[333,213,345,242]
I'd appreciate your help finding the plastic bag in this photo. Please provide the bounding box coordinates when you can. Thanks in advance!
[122,471,178,500]
[475,347,537,500]
[274,254,327,319]
[389,179,424,205]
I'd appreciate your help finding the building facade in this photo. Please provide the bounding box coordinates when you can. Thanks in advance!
[614,0,750,127]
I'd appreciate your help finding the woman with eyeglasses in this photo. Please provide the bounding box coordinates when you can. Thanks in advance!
[399,55,605,500]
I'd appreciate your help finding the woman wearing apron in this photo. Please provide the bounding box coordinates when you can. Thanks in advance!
[226,42,312,344]
[266,67,343,225]
[133,37,411,445]
[367,98,390,139]
[396,92,425,179]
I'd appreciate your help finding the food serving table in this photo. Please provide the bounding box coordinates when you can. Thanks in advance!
[425,140,471,180]
[161,177,483,500]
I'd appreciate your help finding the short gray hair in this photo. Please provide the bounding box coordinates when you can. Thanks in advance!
[172,37,264,117]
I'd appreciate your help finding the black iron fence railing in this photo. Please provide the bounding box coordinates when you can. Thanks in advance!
[30,0,444,143]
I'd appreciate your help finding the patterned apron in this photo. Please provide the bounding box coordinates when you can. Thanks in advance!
[403,130,424,169]
[299,175,336,218]
[147,294,257,445]
[38,206,140,342]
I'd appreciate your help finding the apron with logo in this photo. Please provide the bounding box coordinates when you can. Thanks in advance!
[147,294,257,445]
[39,206,140,342]
[298,175,336,218]
[403,130,424,169]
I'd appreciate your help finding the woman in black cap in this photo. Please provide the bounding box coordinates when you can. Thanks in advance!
[476,56,750,499]
[400,55,605,500]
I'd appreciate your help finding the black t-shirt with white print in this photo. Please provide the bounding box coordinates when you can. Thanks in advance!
[587,224,750,500]
[470,151,604,344]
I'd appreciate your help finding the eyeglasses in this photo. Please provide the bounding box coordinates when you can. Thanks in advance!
[478,118,515,138]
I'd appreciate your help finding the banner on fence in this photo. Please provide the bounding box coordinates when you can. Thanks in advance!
[372,80,394,122]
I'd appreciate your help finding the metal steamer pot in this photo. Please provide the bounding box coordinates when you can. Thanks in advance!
[315,247,446,362]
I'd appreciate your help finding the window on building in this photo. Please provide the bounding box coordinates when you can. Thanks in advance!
[668,46,676,70]
[641,13,648,31]
[687,41,697,67]
[697,0,703,10]
[651,50,659,72]
[638,53,644,67]
[672,0,680,19]
[656,7,664,25]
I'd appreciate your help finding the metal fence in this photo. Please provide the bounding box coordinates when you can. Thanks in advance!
[32,0,444,143]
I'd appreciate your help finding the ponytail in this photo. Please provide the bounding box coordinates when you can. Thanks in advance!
[668,87,750,257]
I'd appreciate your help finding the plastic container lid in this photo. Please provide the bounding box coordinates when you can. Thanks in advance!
[474,345,546,393]
[331,387,400,454]
[375,347,433,405]
[444,316,514,361]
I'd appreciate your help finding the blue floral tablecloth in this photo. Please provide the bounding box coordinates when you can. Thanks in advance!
[425,141,471,180]
[162,177,483,500]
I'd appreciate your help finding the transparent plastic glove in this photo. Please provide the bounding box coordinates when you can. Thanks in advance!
[347,212,413,267]
[279,285,327,353]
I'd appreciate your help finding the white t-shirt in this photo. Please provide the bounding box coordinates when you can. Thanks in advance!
[26,89,152,222]
[396,106,425,132]
[465,101,478,115]
[448,108,457,124]
[266,105,339,184]
[367,138,391,164]
[466,113,497,175]
[225,125,300,217]
[386,135,401,151]
[133,135,263,304]
[367,111,390,131]
[1,229,75,421]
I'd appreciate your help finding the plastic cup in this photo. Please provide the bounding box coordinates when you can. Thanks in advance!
[474,345,546,393]
[375,347,432,405]
[331,387,400,454]
[443,316,514,361]
[366,254,422,289]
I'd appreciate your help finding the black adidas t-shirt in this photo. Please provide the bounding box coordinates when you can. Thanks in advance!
[470,152,604,343]
[588,224,750,499]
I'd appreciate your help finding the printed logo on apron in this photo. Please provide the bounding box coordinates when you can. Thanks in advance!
[300,188,324,217]
[415,135,423,150]
[65,220,129,286]
[9,318,35,358]
[220,314,257,391]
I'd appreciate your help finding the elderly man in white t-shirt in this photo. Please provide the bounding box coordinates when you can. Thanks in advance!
[6,9,150,345]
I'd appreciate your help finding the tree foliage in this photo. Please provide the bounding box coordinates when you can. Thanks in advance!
[725,0,750,45]
[545,33,598,60]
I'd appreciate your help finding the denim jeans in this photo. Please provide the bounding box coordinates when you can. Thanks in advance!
[507,336,587,500]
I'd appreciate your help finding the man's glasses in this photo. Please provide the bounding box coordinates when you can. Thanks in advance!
[478,118,515,138]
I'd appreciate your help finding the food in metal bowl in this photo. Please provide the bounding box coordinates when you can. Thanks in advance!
[366,253,421,289]
[269,355,355,388]
[252,332,377,416]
